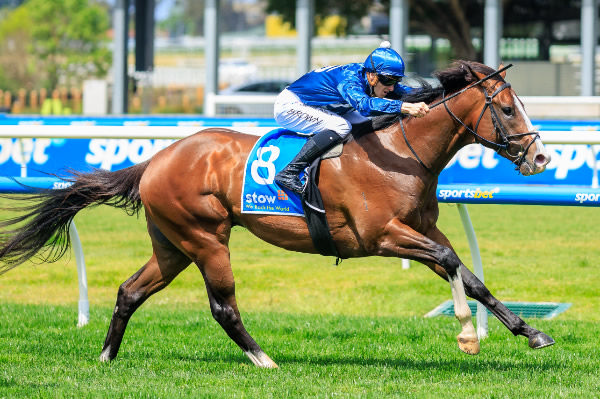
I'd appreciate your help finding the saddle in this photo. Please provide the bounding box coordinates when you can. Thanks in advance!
[301,115,400,262]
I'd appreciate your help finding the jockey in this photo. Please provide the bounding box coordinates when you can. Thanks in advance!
[274,41,430,194]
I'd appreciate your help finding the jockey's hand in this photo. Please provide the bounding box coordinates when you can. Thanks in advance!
[401,102,430,118]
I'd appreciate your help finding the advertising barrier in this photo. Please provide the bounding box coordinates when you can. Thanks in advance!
[0,115,598,186]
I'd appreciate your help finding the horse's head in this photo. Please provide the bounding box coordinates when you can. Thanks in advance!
[435,61,551,176]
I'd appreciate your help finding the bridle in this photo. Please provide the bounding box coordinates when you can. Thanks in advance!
[401,64,540,174]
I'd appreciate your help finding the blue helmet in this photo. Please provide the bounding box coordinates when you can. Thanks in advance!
[364,47,405,78]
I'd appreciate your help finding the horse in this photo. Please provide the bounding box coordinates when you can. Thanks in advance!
[0,61,554,368]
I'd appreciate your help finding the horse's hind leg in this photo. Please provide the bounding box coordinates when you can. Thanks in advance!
[194,238,278,368]
[425,226,555,349]
[99,219,191,362]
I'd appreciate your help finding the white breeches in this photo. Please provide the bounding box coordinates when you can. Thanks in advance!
[273,89,369,138]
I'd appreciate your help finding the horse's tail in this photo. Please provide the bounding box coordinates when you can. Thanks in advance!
[0,160,150,273]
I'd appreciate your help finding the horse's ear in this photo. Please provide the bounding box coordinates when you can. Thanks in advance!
[498,63,507,79]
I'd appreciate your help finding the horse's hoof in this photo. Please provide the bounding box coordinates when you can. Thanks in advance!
[457,336,480,355]
[245,350,279,368]
[529,332,555,349]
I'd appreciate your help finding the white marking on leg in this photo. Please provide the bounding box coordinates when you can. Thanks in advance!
[99,346,111,362]
[449,272,480,354]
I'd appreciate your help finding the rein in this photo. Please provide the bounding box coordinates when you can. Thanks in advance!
[401,64,539,174]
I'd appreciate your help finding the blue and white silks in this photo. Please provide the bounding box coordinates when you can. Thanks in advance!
[241,129,308,216]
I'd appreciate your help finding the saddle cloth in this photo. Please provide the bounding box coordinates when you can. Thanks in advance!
[241,128,307,216]
[241,128,341,259]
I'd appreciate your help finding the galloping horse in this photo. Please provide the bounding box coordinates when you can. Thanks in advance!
[0,61,554,368]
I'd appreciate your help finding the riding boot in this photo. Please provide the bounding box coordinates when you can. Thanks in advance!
[275,130,344,194]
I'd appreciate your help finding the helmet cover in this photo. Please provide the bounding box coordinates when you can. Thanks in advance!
[364,45,405,77]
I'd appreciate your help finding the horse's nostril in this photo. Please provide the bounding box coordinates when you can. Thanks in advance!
[535,153,549,166]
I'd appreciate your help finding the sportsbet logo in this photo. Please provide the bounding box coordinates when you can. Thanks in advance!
[438,187,501,200]
[575,192,600,204]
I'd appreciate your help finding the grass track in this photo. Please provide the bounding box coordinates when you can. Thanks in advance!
[1,304,599,398]
[0,201,599,397]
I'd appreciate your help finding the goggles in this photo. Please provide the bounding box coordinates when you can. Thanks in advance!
[377,74,402,86]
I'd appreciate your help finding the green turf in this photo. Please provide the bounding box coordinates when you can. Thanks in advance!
[0,201,598,397]
[1,303,599,398]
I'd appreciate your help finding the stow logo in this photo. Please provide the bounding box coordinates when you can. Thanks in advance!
[575,192,600,204]
[245,192,277,204]
[438,187,501,200]
[277,189,288,200]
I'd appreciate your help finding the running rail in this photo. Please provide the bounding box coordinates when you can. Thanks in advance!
[0,177,89,327]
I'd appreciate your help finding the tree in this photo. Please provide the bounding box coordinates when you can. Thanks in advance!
[408,0,480,60]
[267,0,588,62]
[266,0,479,59]
[0,0,112,90]
[0,5,34,92]
[158,0,256,36]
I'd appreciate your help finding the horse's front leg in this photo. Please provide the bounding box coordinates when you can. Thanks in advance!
[424,226,555,349]
[379,219,479,355]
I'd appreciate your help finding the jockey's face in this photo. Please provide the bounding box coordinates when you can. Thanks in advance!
[366,71,396,98]
[373,80,394,98]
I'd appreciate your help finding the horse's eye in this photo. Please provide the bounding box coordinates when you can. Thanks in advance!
[502,106,513,116]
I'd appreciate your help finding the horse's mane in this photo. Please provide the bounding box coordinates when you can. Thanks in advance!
[352,60,500,136]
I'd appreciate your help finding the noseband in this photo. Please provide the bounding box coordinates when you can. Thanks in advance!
[401,65,540,174]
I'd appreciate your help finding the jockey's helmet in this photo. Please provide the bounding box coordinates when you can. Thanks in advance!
[364,44,405,79]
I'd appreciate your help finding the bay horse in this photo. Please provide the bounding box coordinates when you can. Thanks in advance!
[0,61,554,368]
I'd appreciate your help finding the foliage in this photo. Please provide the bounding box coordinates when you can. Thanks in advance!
[0,5,34,92]
[408,0,479,60]
[265,0,584,61]
[0,0,111,91]
[266,0,479,58]
[157,0,258,37]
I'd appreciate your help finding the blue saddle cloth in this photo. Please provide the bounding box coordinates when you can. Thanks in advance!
[241,129,308,216]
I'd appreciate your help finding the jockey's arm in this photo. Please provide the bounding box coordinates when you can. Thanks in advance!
[401,102,430,118]
[392,84,430,118]
[339,79,429,118]
[338,80,403,116]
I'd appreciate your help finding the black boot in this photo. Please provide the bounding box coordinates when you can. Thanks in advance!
[275,130,343,193]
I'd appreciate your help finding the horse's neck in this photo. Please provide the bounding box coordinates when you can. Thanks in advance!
[392,95,478,175]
